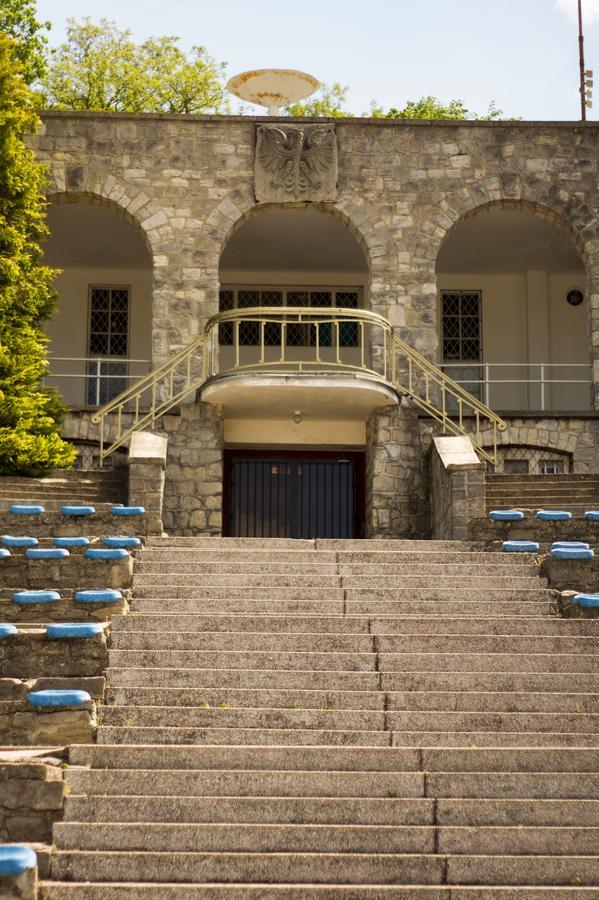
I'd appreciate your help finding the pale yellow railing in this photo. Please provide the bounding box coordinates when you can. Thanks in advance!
[91,306,507,464]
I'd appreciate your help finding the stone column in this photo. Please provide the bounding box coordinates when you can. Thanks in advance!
[127,431,167,535]
[430,435,486,540]
[163,402,224,535]
[365,402,429,538]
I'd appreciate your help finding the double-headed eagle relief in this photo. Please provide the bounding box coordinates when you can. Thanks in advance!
[255,123,338,203]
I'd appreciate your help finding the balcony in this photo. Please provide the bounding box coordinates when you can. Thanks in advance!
[199,306,399,419]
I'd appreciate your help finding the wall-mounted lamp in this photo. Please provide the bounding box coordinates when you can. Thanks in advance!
[292,410,303,424]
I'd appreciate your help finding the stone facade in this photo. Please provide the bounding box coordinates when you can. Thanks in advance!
[0,755,65,843]
[33,113,599,536]
[365,402,429,538]
[430,436,486,540]
[34,113,599,381]
[162,402,224,535]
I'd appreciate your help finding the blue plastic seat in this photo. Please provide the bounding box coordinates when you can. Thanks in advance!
[27,689,91,707]
[53,536,90,548]
[0,845,37,876]
[537,510,572,521]
[9,504,44,515]
[25,547,69,560]
[0,548,11,558]
[573,593,599,608]
[75,589,123,604]
[111,505,145,516]
[552,541,590,550]
[502,540,540,553]
[45,622,104,639]
[585,511,599,521]
[13,590,61,605]
[61,505,95,516]
[1,535,38,548]
[0,624,18,638]
[551,547,594,560]
[104,536,141,549]
[489,509,525,522]
[85,547,129,560]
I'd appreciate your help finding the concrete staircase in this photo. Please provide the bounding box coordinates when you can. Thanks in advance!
[41,538,599,896]
[486,472,599,516]
[0,470,127,512]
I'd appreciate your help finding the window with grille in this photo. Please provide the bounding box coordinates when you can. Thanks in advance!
[218,287,361,348]
[87,286,130,405]
[441,291,482,362]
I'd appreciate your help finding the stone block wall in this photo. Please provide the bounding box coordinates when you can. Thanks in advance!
[430,436,486,540]
[163,402,224,535]
[365,402,430,538]
[0,754,66,843]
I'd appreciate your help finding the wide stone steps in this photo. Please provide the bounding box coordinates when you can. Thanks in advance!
[42,537,599,895]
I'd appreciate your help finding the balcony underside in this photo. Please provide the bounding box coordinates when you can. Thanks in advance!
[199,372,399,420]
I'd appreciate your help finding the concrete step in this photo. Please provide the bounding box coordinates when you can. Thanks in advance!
[67,744,599,773]
[130,586,554,602]
[377,651,599,673]
[376,634,599,655]
[437,798,599,826]
[105,687,387,710]
[129,598,555,618]
[49,850,446,885]
[96,726,393,746]
[112,613,597,636]
[386,690,599,713]
[65,768,423,798]
[108,631,376,653]
[37,883,599,898]
[47,850,599,885]
[380,671,599,694]
[53,822,437,853]
[106,667,381,690]
[107,649,378,671]
[385,710,599,734]
[63,795,435,825]
[390,730,599,747]
[101,706,386,731]
[133,574,545,589]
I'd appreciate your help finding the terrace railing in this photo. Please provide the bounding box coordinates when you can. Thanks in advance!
[91,307,507,464]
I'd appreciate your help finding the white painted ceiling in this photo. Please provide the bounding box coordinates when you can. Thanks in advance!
[220,209,368,274]
[43,203,151,269]
[436,207,585,273]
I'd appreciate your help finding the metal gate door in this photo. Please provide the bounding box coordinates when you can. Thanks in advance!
[224,451,364,539]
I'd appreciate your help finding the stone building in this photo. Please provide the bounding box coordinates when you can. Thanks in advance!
[33,110,599,538]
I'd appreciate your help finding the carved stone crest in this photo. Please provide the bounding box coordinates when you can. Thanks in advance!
[255,123,338,203]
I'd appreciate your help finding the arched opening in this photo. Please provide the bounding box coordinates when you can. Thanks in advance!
[436,203,589,411]
[42,200,153,407]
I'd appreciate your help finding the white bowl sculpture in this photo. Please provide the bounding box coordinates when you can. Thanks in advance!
[227,69,320,115]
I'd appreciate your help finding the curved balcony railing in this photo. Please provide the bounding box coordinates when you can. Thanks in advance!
[91,306,507,464]
[204,306,394,380]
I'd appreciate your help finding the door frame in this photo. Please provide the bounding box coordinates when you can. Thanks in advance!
[222,448,366,538]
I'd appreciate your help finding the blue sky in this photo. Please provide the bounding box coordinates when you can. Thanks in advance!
[36,0,599,120]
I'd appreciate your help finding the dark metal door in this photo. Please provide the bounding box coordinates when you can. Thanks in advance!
[224,451,364,539]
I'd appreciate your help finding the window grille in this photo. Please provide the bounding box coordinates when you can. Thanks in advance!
[218,287,361,348]
[87,286,130,404]
[441,290,482,403]
[496,446,571,475]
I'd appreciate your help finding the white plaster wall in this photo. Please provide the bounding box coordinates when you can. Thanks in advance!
[224,418,365,446]
[438,272,589,411]
[45,267,153,406]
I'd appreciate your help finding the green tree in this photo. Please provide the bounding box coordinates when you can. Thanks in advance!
[40,18,228,114]
[371,96,503,120]
[285,83,352,118]
[0,0,50,84]
[0,34,75,475]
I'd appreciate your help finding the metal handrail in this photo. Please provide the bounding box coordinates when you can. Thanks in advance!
[91,306,507,464]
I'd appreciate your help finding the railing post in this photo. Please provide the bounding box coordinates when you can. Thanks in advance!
[95,358,101,406]
[540,363,545,411]
[484,363,490,407]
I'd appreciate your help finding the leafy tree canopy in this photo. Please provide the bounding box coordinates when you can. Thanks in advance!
[284,83,352,118]
[39,18,228,114]
[373,96,503,121]
[0,33,75,474]
[0,0,50,84]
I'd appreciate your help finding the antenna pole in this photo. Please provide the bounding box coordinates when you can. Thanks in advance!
[579,0,587,121]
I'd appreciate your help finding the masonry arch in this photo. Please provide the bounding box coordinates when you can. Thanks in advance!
[42,195,154,407]
[435,200,590,412]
